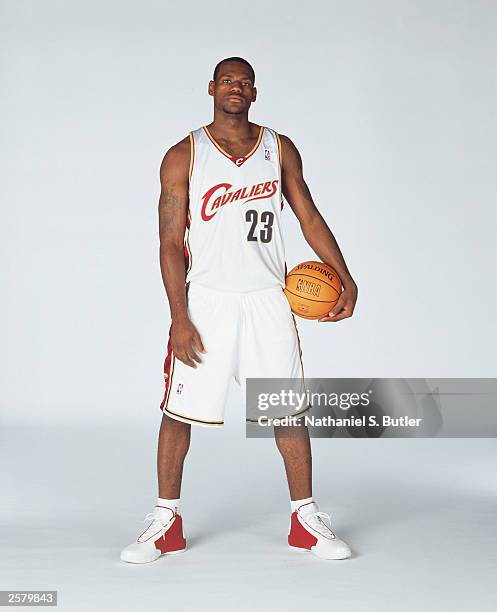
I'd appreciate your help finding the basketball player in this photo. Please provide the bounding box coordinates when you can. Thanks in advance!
[121,57,358,563]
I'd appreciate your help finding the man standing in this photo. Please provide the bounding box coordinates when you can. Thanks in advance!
[121,57,358,563]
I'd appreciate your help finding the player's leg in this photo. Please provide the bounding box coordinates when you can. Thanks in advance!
[157,413,191,499]
[274,423,312,500]
[276,425,351,559]
[120,416,189,564]
[240,286,351,559]
[121,283,237,563]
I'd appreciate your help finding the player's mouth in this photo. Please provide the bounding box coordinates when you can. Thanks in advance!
[226,95,244,103]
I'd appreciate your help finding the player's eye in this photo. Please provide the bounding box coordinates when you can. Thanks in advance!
[222,79,231,84]
[242,82,251,87]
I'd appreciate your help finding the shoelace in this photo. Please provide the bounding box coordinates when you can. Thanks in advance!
[141,511,171,541]
[304,511,337,539]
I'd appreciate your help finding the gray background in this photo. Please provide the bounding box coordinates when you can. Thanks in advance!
[1,1,496,610]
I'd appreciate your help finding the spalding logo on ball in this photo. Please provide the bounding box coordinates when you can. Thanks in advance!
[284,261,342,320]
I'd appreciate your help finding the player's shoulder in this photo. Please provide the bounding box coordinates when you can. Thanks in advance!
[160,135,191,177]
[275,132,296,149]
[272,132,300,168]
[163,135,191,162]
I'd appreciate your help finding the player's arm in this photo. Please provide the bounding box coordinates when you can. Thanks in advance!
[158,138,205,367]
[279,134,358,322]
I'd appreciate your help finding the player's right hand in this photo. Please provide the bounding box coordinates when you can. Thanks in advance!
[170,318,206,368]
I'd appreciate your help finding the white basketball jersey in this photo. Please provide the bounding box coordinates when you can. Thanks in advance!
[184,126,286,292]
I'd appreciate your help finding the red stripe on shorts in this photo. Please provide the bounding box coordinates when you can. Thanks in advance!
[159,328,174,412]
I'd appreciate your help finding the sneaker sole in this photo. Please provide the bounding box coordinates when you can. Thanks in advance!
[288,544,351,560]
[121,546,187,564]
[162,547,186,556]
[288,544,311,553]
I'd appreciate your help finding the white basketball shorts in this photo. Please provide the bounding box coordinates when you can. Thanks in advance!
[160,282,305,427]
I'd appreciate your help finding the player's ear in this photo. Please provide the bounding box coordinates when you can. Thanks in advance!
[252,87,257,102]
[208,80,215,97]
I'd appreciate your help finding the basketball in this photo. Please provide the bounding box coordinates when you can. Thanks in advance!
[284,261,342,320]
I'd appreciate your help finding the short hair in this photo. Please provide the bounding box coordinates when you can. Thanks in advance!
[213,57,255,84]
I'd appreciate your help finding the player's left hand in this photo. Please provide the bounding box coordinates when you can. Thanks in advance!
[318,284,358,323]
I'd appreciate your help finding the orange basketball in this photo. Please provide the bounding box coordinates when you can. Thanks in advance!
[284,261,342,320]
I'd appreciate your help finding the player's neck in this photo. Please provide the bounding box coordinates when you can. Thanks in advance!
[208,112,254,139]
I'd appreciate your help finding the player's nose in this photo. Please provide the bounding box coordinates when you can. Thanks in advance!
[229,82,243,94]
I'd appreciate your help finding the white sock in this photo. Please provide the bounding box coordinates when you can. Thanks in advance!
[291,497,315,514]
[157,497,181,513]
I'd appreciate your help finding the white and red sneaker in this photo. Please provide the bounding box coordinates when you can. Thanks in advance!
[120,505,186,564]
[288,501,351,560]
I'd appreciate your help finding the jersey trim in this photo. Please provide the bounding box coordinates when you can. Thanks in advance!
[184,133,194,275]
[275,132,284,210]
[245,402,310,423]
[188,132,195,180]
[164,406,224,427]
[291,312,305,381]
[275,132,283,168]
[202,125,264,167]
[160,342,176,413]
[183,231,192,274]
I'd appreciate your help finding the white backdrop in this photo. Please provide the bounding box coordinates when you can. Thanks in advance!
[2,0,496,427]
[2,3,497,611]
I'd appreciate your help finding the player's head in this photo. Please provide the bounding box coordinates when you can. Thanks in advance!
[209,57,257,115]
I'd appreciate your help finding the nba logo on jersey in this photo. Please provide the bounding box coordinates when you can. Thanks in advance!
[264,148,271,161]
[176,383,184,395]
